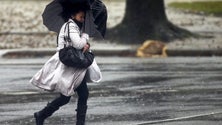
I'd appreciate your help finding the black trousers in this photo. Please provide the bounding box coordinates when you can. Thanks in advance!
[50,77,89,108]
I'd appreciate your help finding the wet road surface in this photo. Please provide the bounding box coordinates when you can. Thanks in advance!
[0,57,222,125]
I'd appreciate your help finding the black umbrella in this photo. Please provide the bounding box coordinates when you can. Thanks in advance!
[90,0,107,38]
[42,0,107,38]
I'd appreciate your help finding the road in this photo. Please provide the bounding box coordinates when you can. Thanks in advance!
[0,57,222,125]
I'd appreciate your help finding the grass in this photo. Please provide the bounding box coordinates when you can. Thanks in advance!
[168,1,222,16]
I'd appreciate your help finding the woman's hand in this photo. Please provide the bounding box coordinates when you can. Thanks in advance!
[83,43,90,53]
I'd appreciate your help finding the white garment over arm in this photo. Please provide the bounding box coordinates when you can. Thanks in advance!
[57,19,89,51]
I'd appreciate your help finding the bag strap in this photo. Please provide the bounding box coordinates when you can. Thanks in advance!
[56,22,71,47]
[64,22,72,47]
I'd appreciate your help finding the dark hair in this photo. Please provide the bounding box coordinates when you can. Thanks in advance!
[70,4,87,16]
[62,2,90,20]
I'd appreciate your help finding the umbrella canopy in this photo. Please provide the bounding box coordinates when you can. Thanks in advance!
[91,0,107,38]
[42,0,107,38]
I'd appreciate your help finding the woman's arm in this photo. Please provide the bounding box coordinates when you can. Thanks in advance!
[69,23,89,49]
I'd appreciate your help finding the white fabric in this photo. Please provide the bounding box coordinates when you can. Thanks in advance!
[57,19,89,50]
[30,52,86,96]
[86,59,102,83]
[30,19,102,96]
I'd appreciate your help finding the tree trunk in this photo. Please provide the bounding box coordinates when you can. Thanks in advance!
[106,0,193,44]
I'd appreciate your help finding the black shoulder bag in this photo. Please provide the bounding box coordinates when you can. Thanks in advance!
[59,22,94,69]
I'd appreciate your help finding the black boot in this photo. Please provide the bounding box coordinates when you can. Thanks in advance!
[34,103,59,125]
[76,105,88,125]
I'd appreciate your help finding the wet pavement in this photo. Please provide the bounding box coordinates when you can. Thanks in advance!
[0,57,222,125]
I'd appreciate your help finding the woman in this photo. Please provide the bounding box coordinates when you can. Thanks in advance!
[32,7,93,125]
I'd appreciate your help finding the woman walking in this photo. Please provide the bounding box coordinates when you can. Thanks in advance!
[30,5,99,125]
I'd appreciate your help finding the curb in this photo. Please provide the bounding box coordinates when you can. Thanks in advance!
[166,49,222,56]
[0,49,55,58]
[0,48,137,58]
[1,48,222,58]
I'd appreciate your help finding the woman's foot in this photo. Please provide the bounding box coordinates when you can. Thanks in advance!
[34,112,44,125]
[76,105,87,125]
[33,103,59,125]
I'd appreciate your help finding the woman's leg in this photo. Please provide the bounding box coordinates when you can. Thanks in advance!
[34,94,71,125]
[50,94,71,107]
[75,77,89,125]
[76,78,89,106]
